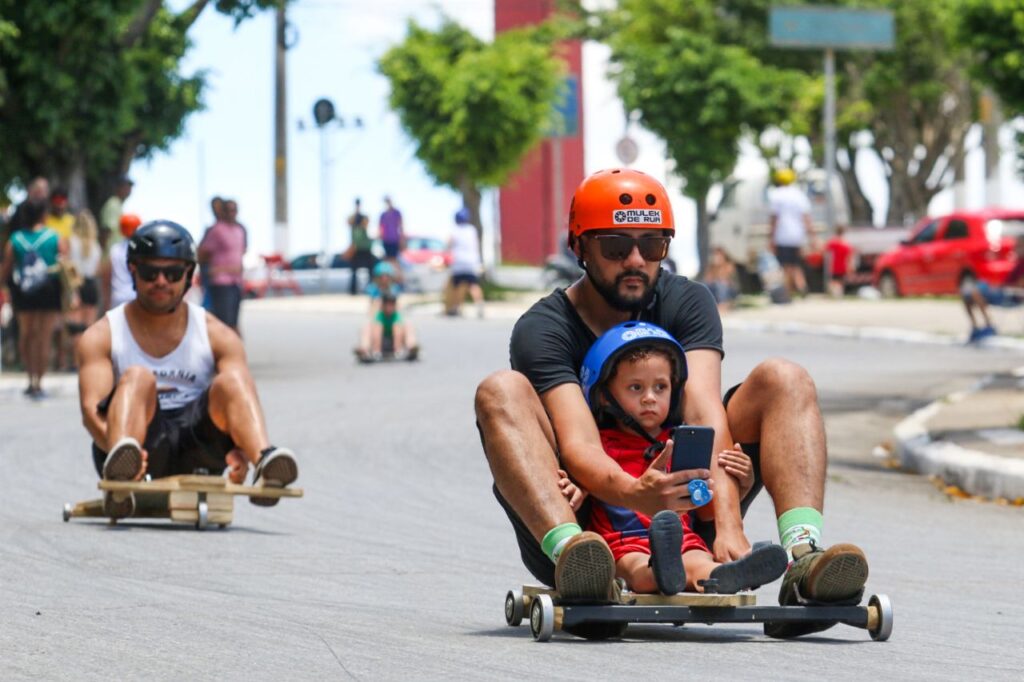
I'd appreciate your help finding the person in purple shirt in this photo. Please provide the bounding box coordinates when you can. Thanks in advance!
[379,196,404,274]
[198,199,247,331]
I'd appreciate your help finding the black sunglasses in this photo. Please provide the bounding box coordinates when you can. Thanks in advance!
[134,262,188,283]
[588,234,670,261]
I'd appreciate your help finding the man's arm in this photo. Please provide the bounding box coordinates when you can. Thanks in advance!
[207,311,248,373]
[683,348,750,562]
[76,319,115,448]
[542,383,703,516]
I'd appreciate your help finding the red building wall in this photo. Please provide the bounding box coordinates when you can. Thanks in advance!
[495,0,585,265]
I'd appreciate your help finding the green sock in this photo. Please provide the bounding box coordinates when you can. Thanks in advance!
[541,523,582,562]
[777,507,823,559]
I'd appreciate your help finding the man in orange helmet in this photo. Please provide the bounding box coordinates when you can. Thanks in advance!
[475,169,869,639]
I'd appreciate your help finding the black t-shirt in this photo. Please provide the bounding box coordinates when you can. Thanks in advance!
[510,272,723,396]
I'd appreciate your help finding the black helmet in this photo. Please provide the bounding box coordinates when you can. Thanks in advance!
[127,220,197,264]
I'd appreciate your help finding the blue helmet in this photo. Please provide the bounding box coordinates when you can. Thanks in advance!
[373,261,396,277]
[580,321,687,419]
[455,207,471,225]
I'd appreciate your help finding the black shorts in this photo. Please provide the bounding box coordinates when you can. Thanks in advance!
[489,382,762,586]
[79,277,100,306]
[91,388,236,478]
[775,246,803,266]
[11,275,62,312]
[451,273,479,286]
[382,241,400,258]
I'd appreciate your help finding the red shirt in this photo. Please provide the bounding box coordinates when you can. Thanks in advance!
[825,238,854,276]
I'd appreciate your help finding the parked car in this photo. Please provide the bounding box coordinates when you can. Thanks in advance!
[873,209,1024,297]
[401,235,451,270]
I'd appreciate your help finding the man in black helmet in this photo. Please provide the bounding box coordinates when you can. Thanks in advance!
[76,220,298,516]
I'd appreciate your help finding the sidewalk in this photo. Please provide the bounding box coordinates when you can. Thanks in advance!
[723,296,1024,502]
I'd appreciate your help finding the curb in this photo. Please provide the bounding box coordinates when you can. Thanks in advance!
[722,318,1024,351]
[892,371,1024,501]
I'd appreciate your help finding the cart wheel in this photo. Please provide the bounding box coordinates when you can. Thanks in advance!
[62,503,72,522]
[196,499,209,530]
[505,588,525,627]
[868,594,893,641]
[530,594,554,642]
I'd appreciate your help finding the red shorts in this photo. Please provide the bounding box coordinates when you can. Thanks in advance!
[588,503,709,561]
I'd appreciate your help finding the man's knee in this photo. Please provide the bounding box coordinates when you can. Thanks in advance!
[748,357,817,402]
[475,370,535,422]
[118,365,157,392]
[210,366,252,396]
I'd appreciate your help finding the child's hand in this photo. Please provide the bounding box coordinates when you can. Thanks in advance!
[557,468,587,512]
[717,443,754,499]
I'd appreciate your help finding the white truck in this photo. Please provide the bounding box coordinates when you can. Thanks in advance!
[709,170,906,293]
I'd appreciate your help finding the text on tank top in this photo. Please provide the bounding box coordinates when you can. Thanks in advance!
[108,302,216,410]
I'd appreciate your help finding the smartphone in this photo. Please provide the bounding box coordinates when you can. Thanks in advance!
[670,425,715,472]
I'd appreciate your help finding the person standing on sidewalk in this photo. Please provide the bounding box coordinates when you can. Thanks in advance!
[198,199,246,332]
[0,201,66,398]
[823,225,855,298]
[99,176,134,255]
[346,198,376,295]
[475,168,869,639]
[378,196,404,276]
[768,169,814,298]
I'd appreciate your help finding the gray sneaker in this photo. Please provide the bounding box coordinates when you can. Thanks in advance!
[101,437,144,481]
[553,531,618,603]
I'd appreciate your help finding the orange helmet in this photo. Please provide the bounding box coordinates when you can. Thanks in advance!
[120,213,142,237]
[568,168,674,238]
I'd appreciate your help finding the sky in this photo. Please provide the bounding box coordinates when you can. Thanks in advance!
[125,0,1023,277]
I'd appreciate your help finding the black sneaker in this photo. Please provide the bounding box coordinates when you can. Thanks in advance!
[250,447,299,507]
[764,542,869,639]
[648,510,686,595]
[707,542,788,594]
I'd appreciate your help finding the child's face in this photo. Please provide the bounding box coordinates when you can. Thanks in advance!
[606,354,673,435]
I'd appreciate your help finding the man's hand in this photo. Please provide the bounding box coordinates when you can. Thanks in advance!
[628,438,712,517]
[556,468,587,512]
[225,450,249,485]
[713,526,753,564]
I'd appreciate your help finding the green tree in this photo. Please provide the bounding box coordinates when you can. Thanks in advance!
[958,0,1024,112]
[588,0,806,273]
[0,0,279,211]
[378,17,563,238]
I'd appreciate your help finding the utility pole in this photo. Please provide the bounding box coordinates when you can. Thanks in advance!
[273,1,289,256]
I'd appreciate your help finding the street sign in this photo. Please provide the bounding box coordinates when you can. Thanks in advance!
[615,136,638,165]
[549,76,579,138]
[769,7,894,50]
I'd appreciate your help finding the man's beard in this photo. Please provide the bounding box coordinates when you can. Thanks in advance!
[136,288,185,315]
[587,266,657,312]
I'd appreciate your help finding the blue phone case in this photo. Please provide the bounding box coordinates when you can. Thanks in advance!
[670,426,715,471]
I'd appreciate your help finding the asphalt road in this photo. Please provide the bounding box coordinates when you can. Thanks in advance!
[2,303,1023,680]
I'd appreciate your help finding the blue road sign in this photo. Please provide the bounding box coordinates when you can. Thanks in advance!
[550,75,579,138]
[769,7,894,51]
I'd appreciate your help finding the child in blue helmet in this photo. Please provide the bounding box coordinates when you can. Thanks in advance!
[356,261,418,361]
[581,321,787,595]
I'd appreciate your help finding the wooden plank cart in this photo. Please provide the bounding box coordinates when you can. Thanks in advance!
[63,474,304,530]
[505,585,894,642]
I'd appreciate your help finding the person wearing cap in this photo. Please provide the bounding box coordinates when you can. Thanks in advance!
[445,207,485,319]
[99,175,134,255]
[44,189,75,240]
[76,220,299,518]
[768,168,815,298]
[475,168,870,639]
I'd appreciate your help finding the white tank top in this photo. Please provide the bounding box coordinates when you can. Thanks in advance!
[108,302,216,410]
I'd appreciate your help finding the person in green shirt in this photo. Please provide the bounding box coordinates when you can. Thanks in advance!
[346,197,377,295]
[99,176,134,255]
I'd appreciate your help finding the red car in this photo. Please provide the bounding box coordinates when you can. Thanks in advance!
[401,235,451,270]
[873,209,1024,297]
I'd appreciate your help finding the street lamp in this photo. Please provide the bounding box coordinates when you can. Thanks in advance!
[309,97,363,294]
